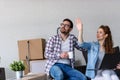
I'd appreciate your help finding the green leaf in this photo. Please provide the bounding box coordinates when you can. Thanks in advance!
[9,60,25,71]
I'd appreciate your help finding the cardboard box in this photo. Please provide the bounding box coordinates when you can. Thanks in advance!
[30,60,47,74]
[22,60,47,75]
[18,38,46,60]
[23,60,30,75]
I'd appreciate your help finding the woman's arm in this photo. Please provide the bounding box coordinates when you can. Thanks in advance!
[75,18,83,44]
[75,18,92,50]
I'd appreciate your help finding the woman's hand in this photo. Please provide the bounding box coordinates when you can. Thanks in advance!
[75,18,83,31]
[116,63,120,69]
[75,18,84,43]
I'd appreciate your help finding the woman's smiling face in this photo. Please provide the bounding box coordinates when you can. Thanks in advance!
[96,28,108,41]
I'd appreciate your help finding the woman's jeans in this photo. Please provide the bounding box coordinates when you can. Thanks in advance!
[92,70,119,80]
[49,63,87,80]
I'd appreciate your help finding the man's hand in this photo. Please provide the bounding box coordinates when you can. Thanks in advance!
[60,52,69,59]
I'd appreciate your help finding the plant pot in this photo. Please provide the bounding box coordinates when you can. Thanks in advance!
[16,71,23,79]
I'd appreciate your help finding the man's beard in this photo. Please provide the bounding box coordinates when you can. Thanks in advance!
[60,29,69,35]
[61,31,68,35]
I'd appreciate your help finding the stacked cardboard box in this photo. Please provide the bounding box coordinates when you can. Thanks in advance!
[18,38,46,60]
[17,38,46,74]
[30,60,47,74]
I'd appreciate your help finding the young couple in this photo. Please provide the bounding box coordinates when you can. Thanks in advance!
[45,18,120,80]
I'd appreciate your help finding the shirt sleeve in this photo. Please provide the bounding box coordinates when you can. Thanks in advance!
[73,35,91,51]
[44,36,60,59]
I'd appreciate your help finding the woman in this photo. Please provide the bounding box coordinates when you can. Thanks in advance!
[75,18,119,80]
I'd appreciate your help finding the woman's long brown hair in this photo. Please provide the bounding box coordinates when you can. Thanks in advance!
[99,25,114,54]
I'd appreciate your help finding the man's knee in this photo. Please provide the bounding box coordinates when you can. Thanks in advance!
[50,72,64,80]
[50,65,64,80]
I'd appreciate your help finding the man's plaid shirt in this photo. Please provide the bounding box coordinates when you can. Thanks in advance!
[44,34,84,75]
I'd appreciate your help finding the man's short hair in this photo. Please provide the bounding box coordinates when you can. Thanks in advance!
[63,18,73,28]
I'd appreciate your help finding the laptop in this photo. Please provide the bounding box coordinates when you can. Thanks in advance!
[100,52,120,70]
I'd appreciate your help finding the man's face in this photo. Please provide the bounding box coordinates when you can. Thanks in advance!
[60,21,72,34]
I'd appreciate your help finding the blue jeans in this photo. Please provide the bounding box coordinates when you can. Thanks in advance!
[50,63,87,80]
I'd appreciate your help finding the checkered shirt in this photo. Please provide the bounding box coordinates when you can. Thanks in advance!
[44,34,83,75]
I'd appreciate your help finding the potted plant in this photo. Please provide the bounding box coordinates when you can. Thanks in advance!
[10,60,25,79]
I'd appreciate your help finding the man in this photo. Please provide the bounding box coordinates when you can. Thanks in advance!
[45,18,87,80]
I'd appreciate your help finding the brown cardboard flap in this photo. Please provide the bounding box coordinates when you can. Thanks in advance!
[18,38,46,60]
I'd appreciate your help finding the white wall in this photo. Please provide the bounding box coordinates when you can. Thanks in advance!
[0,0,120,79]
